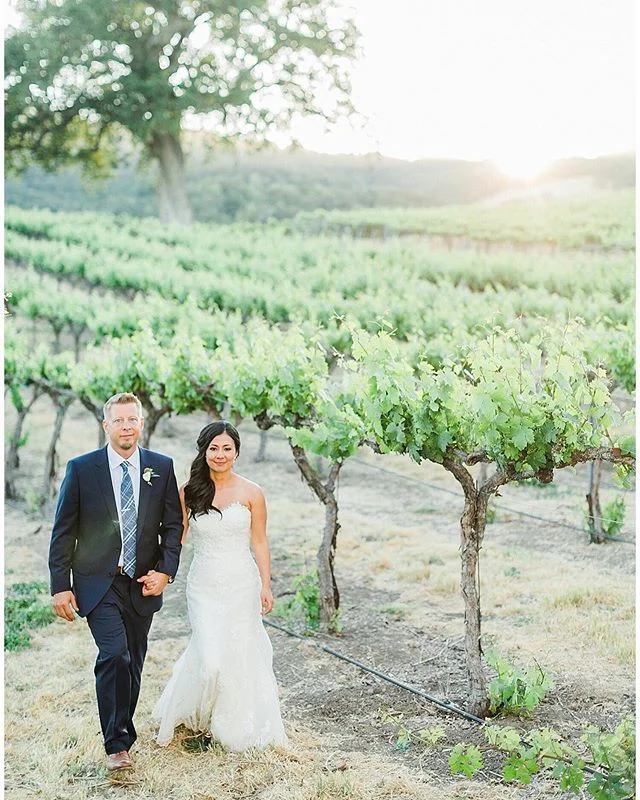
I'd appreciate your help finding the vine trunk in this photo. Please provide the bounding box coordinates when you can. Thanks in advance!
[443,456,491,717]
[39,395,74,508]
[289,443,342,631]
[5,387,43,499]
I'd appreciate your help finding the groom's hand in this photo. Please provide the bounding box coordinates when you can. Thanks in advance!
[52,590,79,622]
[137,570,170,596]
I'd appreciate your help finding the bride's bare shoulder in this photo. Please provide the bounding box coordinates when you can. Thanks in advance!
[234,475,265,504]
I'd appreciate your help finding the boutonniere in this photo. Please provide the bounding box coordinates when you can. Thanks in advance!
[142,467,160,486]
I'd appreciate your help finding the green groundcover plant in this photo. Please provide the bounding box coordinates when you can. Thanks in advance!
[5,580,55,651]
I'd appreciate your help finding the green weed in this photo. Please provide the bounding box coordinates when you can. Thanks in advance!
[5,580,55,651]
[274,568,322,633]
[602,496,626,538]
[503,566,520,578]
[485,649,554,716]
[378,605,406,619]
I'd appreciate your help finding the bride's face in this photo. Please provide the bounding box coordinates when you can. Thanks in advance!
[206,432,237,474]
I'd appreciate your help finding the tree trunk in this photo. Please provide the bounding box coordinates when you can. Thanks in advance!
[317,493,340,627]
[6,407,29,499]
[79,396,106,447]
[148,132,193,225]
[204,404,223,421]
[51,323,63,353]
[255,429,269,462]
[71,323,87,362]
[586,458,604,543]
[443,457,490,717]
[140,404,171,448]
[476,461,488,489]
[39,395,74,507]
[96,420,106,448]
[289,443,342,631]
[7,407,28,471]
[5,386,43,499]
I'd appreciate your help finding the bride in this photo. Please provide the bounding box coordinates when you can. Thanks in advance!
[153,421,288,750]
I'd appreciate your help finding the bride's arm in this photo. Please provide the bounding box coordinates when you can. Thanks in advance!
[249,488,274,614]
[139,483,189,596]
[179,485,190,545]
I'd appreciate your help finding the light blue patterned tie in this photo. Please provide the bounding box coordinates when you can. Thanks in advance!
[120,461,137,577]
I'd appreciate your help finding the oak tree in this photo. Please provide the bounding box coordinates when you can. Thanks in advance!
[5,0,357,223]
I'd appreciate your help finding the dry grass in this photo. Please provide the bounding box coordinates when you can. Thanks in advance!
[6,625,510,800]
[4,400,635,799]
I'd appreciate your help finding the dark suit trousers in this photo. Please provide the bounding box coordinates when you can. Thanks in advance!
[86,574,153,754]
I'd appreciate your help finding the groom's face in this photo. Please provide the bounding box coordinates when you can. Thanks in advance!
[103,402,144,457]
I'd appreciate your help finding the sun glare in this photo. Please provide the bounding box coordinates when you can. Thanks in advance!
[495,153,552,181]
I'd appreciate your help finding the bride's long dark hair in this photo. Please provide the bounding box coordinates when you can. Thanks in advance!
[183,421,241,519]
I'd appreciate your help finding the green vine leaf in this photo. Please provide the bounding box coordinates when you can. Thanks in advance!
[449,744,484,777]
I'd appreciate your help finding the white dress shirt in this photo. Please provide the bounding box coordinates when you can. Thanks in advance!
[107,444,141,567]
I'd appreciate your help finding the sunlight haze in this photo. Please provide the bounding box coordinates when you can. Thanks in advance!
[279,0,635,177]
[5,0,635,176]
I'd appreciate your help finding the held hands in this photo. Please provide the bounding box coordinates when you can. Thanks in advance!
[260,586,274,616]
[52,590,79,622]
[51,573,170,616]
[137,569,170,596]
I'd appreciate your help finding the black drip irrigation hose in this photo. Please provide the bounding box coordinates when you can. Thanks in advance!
[265,618,606,780]
[254,431,628,787]
[265,618,486,725]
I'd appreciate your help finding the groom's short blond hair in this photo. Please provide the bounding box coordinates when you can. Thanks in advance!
[103,392,143,420]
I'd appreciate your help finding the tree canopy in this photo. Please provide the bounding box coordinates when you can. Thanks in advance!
[5,0,358,223]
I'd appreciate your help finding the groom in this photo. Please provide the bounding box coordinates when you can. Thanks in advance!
[49,392,183,772]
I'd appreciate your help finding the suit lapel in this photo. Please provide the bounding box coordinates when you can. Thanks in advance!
[96,446,155,531]
[137,448,152,529]
[94,447,119,524]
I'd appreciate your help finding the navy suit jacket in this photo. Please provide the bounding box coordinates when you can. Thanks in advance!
[48,446,183,617]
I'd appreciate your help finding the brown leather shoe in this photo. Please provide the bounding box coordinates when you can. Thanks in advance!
[106,750,132,771]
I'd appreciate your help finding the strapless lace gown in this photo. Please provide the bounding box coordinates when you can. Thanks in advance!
[152,503,287,750]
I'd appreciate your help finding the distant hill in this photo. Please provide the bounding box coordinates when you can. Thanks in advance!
[4,144,634,224]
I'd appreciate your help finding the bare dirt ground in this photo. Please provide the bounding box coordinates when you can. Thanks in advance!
[4,398,636,800]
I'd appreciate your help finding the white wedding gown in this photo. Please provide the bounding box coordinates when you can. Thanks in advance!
[153,502,288,750]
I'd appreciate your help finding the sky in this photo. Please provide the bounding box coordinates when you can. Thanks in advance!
[276,0,636,177]
[5,0,635,178]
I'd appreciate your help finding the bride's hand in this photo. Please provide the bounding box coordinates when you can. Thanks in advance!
[138,570,170,596]
[260,587,274,615]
